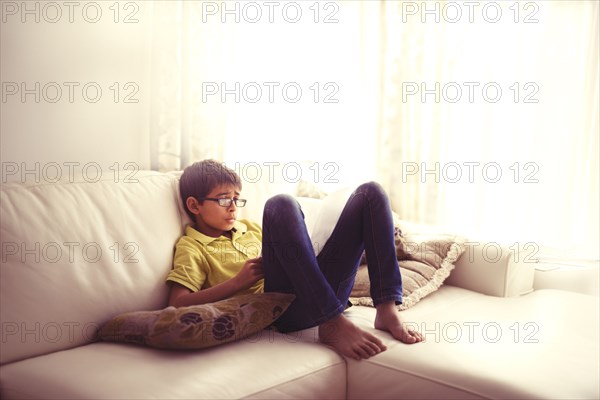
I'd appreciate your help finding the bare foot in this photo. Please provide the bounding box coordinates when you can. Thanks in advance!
[319,314,387,360]
[374,301,424,344]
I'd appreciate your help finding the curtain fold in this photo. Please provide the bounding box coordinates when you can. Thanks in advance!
[150,1,228,171]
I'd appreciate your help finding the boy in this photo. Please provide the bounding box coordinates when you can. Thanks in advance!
[166,160,422,360]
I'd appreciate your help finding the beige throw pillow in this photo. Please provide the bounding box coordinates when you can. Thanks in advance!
[350,233,466,310]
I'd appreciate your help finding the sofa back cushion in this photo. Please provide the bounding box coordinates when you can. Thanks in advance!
[1,171,184,364]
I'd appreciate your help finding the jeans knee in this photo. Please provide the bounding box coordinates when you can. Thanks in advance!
[264,194,300,217]
[356,181,385,197]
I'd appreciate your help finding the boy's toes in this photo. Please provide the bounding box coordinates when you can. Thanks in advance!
[366,332,385,348]
[364,340,381,355]
[405,329,423,343]
[356,340,384,359]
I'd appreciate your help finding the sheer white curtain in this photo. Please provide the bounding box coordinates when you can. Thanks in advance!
[371,0,599,260]
[149,1,598,259]
[149,1,376,189]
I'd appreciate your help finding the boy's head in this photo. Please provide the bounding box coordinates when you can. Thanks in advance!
[179,160,242,223]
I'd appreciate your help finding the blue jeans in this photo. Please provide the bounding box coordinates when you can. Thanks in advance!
[262,182,403,333]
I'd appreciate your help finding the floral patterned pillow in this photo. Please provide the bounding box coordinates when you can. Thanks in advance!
[99,292,295,350]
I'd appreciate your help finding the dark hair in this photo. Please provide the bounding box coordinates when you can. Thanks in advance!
[179,160,242,221]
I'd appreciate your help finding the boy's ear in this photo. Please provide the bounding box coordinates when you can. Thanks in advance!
[185,196,201,215]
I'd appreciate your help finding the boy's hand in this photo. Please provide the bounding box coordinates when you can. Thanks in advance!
[235,257,264,289]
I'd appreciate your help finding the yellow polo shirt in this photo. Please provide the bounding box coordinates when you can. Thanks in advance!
[166,219,264,296]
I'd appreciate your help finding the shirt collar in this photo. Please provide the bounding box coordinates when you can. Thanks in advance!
[186,220,248,245]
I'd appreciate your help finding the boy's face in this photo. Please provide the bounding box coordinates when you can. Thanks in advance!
[187,184,241,238]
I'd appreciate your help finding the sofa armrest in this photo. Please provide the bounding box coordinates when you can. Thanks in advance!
[445,242,535,297]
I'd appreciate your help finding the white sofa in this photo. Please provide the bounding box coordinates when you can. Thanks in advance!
[1,170,598,399]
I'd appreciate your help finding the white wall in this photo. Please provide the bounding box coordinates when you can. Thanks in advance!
[1,1,152,183]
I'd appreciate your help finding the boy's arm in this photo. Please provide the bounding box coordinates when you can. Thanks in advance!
[168,256,263,307]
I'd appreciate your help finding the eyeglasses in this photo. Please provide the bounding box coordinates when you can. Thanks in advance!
[199,197,247,207]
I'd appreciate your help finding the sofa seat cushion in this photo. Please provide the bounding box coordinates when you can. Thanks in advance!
[0,329,345,400]
[344,286,599,400]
